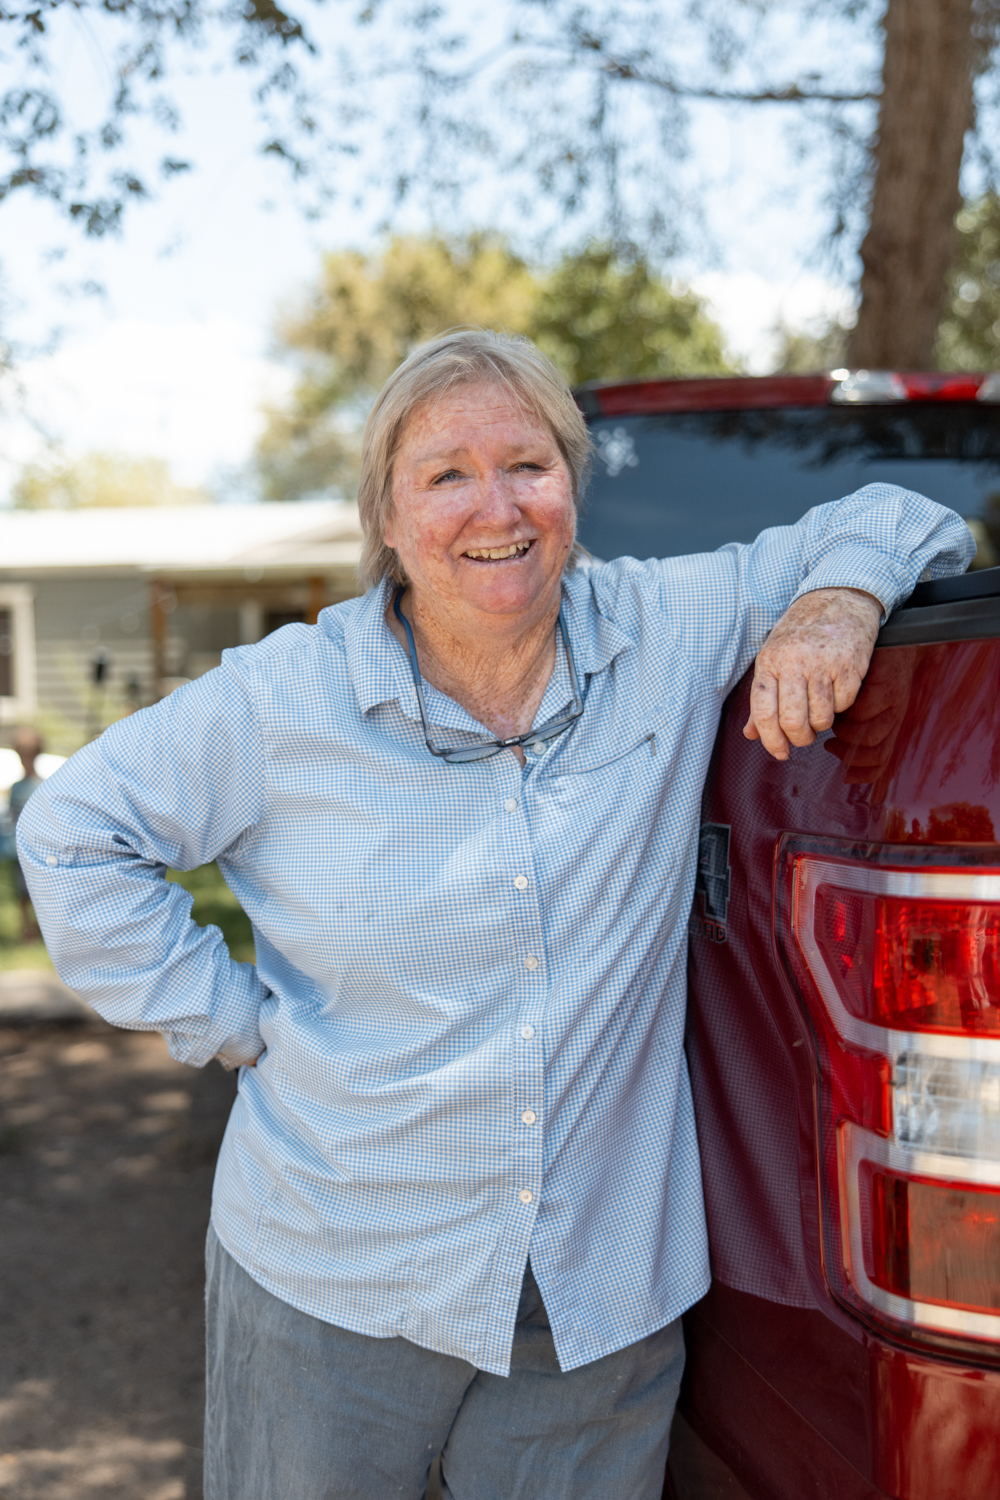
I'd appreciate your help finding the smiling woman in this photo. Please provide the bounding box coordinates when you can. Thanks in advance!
[13,328,975,1500]
[380,367,581,748]
[356,330,590,591]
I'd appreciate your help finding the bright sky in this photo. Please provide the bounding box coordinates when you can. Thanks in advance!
[0,7,862,504]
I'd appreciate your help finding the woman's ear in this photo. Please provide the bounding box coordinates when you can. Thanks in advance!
[382,495,397,551]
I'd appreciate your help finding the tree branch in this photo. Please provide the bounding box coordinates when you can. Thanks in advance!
[516,31,881,104]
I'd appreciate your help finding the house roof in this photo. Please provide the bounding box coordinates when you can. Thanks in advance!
[0,501,363,577]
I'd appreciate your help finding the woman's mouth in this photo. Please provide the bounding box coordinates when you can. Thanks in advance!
[463,540,534,563]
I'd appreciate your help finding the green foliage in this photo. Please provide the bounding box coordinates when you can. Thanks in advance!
[167,865,256,964]
[0,860,254,971]
[935,195,1000,371]
[771,319,851,374]
[1,0,314,238]
[257,233,735,501]
[772,195,1000,375]
[0,859,54,971]
[12,451,210,509]
[530,244,732,386]
[257,233,537,501]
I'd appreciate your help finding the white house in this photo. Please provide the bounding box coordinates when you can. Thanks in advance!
[0,501,363,744]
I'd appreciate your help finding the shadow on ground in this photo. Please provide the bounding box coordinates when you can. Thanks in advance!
[0,1012,723,1500]
[0,1016,237,1500]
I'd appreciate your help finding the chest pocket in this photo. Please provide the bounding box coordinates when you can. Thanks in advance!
[539,708,679,831]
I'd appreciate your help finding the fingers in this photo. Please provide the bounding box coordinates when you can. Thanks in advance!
[832,664,866,714]
[744,587,886,761]
[745,672,821,759]
[807,673,836,733]
[745,673,786,758]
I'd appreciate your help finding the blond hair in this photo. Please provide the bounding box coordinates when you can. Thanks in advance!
[356,329,592,590]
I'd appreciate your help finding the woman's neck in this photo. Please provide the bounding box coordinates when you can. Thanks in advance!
[387,586,561,743]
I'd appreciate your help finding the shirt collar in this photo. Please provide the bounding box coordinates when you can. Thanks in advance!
[343,578,419,718]
[342,567,634,723]
[559,565,635,678]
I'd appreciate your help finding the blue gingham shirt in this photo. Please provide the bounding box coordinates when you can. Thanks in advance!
[19,485,972,1376]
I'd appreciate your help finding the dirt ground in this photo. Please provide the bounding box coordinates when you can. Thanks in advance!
[0,1010,739,1500]
[0,1013,237,1500]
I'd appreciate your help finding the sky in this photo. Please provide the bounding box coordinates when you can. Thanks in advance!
[0,5,863,504]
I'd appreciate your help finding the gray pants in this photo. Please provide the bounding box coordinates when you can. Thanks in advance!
[204,1227,683,1500]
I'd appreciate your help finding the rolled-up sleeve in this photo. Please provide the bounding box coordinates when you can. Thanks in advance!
[638,482,975,696]
[783,481,975,618]
[16,660,268,1068]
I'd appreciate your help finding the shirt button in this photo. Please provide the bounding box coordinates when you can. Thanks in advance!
[514,874,528,891]
[519,1025,535,1040]
[523,955,538,970]
[504,798,518,813]
[521,1109,537,1126]
[519,1189,533,1204]
[529,742,545,757]
[46,855,58,867]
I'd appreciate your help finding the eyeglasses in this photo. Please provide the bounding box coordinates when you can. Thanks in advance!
[392,587,585,764]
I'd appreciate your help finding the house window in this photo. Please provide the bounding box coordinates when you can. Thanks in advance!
[264,610,307,636]
[0,587,36,720]
[0,608,12,699]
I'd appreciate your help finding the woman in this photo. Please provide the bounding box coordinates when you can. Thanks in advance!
[19,331,972,1500]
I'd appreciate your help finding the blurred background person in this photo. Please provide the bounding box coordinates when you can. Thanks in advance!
[8,729,45,942]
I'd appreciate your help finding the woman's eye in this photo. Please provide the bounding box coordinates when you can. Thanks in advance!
[514,461,543,473]
[433,469,462,484]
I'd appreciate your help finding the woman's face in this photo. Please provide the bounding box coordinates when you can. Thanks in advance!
[384,381,576,624]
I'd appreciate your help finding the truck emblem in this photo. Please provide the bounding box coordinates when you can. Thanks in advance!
[696,822,731,922]
[596,426,639,477]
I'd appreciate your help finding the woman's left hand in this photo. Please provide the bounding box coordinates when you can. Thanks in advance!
[743,586,883,761]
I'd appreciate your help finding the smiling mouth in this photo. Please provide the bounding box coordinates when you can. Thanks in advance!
[463,540,534,562]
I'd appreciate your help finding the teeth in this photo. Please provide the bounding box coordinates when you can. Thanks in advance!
[465,542,532,559]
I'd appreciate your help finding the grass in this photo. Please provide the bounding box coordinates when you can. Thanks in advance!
[0,859,255,971]
[167,863,256,963]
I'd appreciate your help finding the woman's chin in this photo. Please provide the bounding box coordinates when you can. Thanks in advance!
[455,559,556,617]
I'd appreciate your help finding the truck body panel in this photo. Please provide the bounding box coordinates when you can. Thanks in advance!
[575,374,1000,1500]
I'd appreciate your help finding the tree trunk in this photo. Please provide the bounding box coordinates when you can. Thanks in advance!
[848,0,974,370]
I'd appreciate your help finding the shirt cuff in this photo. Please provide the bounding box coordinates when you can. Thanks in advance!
[789,544,912,623]
[161,973,268,1069]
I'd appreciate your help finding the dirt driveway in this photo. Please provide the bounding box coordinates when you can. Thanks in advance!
[0,1013,237,1500]
[0,1010,728,1500]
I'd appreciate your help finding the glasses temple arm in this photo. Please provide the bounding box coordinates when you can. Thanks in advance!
[392,588,446,756]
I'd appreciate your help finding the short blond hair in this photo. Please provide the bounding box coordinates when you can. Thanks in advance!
[356,329,592,590]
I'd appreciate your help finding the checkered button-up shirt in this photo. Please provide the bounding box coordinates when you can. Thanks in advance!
[18,485,972,1375]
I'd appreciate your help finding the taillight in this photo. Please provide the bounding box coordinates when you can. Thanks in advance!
[829,369,1000,403]
[777,837,1000,1354]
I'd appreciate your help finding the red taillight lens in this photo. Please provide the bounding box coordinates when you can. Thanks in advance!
[778,838,1000,1354]
[829,369,991,403]
[875,899,1000,1034]
[863,1165,1000,1315]
[815,885,1000,1034]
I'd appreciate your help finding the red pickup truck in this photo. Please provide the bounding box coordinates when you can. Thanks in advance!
[575,371,1000,1500]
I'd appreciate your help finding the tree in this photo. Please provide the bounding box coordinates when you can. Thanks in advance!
[529,244,731,386]
[12,450,208,507]
[0,0,323,236]
[336,0,1000,371]
[256,234,539,501]
[256,233,733,501]
[8,2,1000,370]
[848,0,986,367]
[935,194,1000,369]
[774,192,1000,373]
[772,319,850,376]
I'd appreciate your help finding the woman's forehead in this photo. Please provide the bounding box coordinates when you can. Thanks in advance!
[399,381,554,450]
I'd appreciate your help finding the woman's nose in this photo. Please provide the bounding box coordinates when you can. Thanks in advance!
[473,472,521,523]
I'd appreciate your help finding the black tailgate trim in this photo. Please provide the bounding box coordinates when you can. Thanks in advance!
[878,593,1000,646]
[899,564,1000,610]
